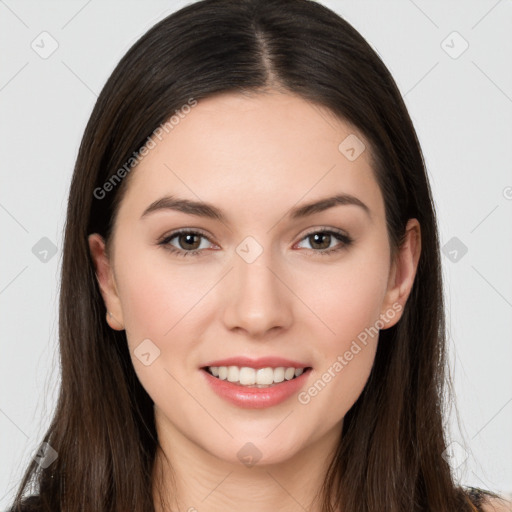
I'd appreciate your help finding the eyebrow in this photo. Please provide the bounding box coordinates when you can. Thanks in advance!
[140,193,371,222]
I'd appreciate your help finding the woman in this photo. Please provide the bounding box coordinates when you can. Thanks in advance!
[8,0,510,510]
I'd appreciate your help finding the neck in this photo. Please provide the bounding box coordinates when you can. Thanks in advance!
[151,412,343,512]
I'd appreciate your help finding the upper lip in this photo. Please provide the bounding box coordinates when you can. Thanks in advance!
[201,356,311,370]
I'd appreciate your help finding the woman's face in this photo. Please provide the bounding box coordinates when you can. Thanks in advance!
[89,90,419,467]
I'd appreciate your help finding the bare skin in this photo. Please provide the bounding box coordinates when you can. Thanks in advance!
[89,90,421,512]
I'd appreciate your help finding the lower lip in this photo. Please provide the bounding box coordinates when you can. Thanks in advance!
[201,368,312,409]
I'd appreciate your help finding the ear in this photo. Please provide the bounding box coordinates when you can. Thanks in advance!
[88,233,125,330]
[380,218,421,329]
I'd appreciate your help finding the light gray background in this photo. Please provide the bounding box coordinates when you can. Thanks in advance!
[1,0,511,506]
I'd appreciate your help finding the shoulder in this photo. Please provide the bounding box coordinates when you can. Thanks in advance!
[479,493,512,512]
[466,487,512,512]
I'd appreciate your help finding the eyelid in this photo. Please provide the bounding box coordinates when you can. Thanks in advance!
[157,227,213,243]
[158,225,352,256]
[298,225,349,239]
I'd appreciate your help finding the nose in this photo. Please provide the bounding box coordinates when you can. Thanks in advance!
[221,244,293,339]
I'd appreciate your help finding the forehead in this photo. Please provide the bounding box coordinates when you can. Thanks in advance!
[117,91,384,225]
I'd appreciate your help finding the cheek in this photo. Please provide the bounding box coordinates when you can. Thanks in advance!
[113,246,207,409]
[293,250,388,413]
[295,248,389,349]
[114,243,209,345]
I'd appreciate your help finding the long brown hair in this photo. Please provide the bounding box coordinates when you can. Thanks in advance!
[9,0,504,510]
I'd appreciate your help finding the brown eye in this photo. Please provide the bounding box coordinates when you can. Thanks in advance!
[308,232,332,250]
[158,229,213,257]
[296,228,353,256]
[176,233,202,250]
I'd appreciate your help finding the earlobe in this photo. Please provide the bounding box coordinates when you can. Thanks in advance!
[87,233,125,330]
[380,219,421,328]
[106,310,124,331]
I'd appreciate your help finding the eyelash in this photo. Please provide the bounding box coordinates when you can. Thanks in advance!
[157,227,353,258]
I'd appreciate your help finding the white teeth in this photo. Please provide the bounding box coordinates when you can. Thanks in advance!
[206,365,307,386]
[227,366,239,383]
[256,367,274,385]
[284,367,295,380]
[273,367,285,383]
[239,367,256,385]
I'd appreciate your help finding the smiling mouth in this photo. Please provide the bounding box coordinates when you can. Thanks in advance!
[202,366,313,388]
